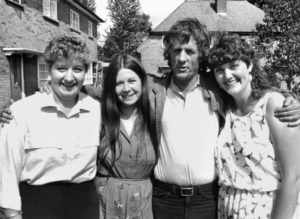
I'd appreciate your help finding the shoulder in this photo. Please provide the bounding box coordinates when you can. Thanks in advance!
[80,92,101,112]
[265,92,286,130]
[11,93,42,114]
[266,92,285,114]
[147,73,171,90]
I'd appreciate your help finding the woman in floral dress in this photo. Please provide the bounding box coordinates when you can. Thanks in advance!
[209,33,300,219]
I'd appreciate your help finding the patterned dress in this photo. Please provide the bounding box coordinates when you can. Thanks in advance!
[215,92,299,219]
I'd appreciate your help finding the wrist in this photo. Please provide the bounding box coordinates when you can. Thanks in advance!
[3,209,22,218]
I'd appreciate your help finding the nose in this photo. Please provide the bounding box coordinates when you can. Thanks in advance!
[224,68,233,79]
[122,82,130,92]
[178,51,187,63]
[64,68,75,82]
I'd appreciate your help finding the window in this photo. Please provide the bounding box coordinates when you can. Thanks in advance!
[43,0,57,20]
[88,21,93,37]
[70,9,80,31]
[83,64,93,85]
[38,57,49,88]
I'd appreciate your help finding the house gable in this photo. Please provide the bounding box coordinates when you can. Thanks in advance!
[138,0,265,75]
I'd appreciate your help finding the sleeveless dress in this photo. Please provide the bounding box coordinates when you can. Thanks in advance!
[215,92,300,219]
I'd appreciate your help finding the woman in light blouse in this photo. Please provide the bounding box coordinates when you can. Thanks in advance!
[0,35,101,219]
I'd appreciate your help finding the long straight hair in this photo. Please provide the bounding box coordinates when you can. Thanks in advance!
[99,54,151,164]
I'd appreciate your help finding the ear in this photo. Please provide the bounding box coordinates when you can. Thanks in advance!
[248,62,253,73]
[248,62,253,81]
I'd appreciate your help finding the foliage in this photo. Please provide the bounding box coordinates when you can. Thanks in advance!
[77,0,96,12]
[254,0,300,91]
[100,0,152,61]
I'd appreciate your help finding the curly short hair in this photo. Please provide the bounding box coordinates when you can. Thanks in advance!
[44,35,90,71]
[209,33,271,101]
[163,18,211,74]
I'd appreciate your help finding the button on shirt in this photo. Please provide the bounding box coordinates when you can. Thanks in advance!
[0,92,101,211]
[154,76,219,186]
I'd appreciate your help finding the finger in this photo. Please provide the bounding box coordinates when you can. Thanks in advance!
[274,107,300,116]
[287,121,300,128]
[282,96,294,107]
[277,114,300,123]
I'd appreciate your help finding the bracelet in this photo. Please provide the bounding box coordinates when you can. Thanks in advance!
[5,211,22,218]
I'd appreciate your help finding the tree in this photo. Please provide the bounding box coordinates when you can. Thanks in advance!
[254,0,300,92]
[101,0,152,61]
[76,0,96,12]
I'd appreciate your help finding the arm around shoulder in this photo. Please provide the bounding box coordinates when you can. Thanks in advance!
[266,92,300,219]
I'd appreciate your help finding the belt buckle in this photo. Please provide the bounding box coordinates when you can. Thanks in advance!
[180,187,194,197]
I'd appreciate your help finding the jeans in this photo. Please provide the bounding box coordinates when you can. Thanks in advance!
[152,181,218,219]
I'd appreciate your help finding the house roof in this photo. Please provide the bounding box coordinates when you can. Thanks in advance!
[152,0,265,34]
[65,0,104,23]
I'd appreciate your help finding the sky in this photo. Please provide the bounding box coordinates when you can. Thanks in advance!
[95,0,184,43]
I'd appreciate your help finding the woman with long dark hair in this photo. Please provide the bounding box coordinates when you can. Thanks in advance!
[96,54,156,219]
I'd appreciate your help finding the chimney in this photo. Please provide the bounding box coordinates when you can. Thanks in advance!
[216,0,227,14]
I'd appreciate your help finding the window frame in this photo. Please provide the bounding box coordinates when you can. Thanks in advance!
[70,9,80,31]
[37,56,50,89]
[88,21,93,37]
[43,0,58,21]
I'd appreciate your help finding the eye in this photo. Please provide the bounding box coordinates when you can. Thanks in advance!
[73,67,84,73]
[57,67,67,72]
[214,68,224,74]
[116,81,123,86]
[128,78,137,83]
[186,49,196,55]
[172,48,181,54]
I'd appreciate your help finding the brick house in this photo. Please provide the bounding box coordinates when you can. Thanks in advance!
[137,0,265,76]
[0,0,103,108]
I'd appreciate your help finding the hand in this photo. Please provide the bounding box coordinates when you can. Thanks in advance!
[39,80,52,94]
[274,95,300,127]
[10,214,22,219]
[3,209,22,219]
[0,99,14,127]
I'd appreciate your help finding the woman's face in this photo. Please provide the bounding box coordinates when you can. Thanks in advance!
[214,60,253,99]
[115,68,142,109]
[50,56,86,105]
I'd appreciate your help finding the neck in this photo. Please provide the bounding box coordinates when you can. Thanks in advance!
[53,93,78,115]
[173,74,198,96]
[120,105,137,120]
[232,91,256,116]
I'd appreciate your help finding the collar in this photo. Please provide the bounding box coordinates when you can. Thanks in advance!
[169,74,201,96]
[40,92,90,117]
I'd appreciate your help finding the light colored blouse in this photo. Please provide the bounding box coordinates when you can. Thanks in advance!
[0,92,101,211]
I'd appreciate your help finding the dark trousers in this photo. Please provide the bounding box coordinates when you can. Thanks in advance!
[20,180,99,219]
[152,180,219,219]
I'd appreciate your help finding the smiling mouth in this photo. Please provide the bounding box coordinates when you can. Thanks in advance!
[122,95,134,100]
[225,80,238,87]
[61,83,77,89]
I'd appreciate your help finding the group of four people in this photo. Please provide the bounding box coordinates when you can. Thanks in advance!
[1,18,300,219]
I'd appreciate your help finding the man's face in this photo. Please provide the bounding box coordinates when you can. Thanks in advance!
[170,36,199,86]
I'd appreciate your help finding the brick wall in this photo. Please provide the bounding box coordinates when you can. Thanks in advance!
[0,0,99,108]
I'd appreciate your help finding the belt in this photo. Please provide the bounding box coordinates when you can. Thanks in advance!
[152,179,218,197]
